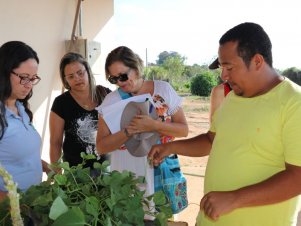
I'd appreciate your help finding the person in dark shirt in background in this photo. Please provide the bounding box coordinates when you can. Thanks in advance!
[49,52,111,169]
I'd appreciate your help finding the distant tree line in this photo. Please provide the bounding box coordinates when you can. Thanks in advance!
[144,51,301,97]
[282,67,301,85]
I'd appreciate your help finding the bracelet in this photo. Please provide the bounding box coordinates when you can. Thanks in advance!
[124,128,131,137]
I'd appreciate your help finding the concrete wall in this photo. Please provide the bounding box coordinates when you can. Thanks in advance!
[0,0,115,163]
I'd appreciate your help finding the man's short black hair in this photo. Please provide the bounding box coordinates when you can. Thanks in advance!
[219,22,273,68]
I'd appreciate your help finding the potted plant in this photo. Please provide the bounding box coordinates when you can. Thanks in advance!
[0,153,172,226]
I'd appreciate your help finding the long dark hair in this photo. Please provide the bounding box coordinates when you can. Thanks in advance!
[0,41,39,139]
[59,52,108,105]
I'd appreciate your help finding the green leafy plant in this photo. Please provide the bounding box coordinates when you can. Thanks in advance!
[190,71,218,97]
[0,153,172,226]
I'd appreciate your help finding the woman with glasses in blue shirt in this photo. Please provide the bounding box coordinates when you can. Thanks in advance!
[0,41,48,201]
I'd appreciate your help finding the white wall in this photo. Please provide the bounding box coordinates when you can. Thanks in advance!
[0,0,114,163]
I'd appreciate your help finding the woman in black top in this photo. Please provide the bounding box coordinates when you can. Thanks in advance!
[50,52,111,168]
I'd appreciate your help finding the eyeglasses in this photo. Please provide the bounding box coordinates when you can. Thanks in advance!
[12,71,41,85]
[108,70,130,84]
[65,69,86,80]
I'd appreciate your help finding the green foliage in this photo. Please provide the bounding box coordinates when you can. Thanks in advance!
[172,83,180,92]
[190,71,218,97]
[156,51,185,65]
[146,50,301,96]
[162,55,186,84]
[171,81,190,94]
[145,53,187,91]
[184,82,190,89]
[282,67,301,86]
[0,154,172,226]
[184,64,208,78]
[144,66,168,81]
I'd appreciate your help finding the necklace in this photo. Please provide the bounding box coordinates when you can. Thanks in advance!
[70,90,94,110]
[80,102,95,111]
[82,104,90,110]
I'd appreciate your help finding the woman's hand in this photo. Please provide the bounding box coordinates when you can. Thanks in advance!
[127,114,157,134]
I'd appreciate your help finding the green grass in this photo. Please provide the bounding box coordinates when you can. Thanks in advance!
[185,95,210,102]
[181,95,210,113]
[182,104,209,113]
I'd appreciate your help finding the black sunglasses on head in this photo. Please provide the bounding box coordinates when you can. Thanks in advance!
[108,72,129,84]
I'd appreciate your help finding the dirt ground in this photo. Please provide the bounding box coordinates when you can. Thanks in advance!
[175,97,210,226]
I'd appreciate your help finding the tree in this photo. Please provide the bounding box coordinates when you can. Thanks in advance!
[183,64,221,78]
[144,66,168,81]
[190,71,218,96]
[282,67,301,86]
[156,51,184,65]
[162,55,186,83]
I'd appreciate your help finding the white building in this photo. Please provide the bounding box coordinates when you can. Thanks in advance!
[0,0,115,164]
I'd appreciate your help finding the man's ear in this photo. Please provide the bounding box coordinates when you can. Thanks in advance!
[253,54,264,69]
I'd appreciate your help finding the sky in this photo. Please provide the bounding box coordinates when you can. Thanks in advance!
[113,0,301,70]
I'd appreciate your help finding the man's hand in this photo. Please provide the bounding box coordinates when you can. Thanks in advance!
[148,143,171,166]
[200,191,238,221]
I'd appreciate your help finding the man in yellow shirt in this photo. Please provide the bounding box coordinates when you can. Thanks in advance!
[148,22,301,226]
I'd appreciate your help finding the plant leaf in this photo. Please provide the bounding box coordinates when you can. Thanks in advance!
[94,160,110,171]
[153,191,167,206]
[85,196,99,218]
[51,207,85,226]
[54,174,67,185]
[49,196,68,220]
[59,162,70,170]
[32,191,53,207]
[154,212,169,226]
[81,153,96,160]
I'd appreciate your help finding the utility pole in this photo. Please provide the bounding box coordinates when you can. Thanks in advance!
[145,48,148,68]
